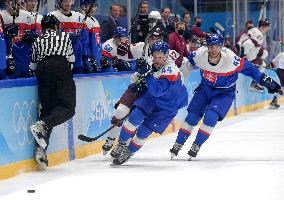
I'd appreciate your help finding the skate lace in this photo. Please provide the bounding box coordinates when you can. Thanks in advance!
[36,121,47,136]
[190,143,200,153]
[113,142,126,154]
[173,143,183,151]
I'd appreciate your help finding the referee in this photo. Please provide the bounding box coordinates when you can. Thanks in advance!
[30,14,76,170]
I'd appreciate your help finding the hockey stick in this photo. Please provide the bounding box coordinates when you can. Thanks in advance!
[78,112,131,142]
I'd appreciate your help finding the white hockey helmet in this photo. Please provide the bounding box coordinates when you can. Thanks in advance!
[149,11,161,20]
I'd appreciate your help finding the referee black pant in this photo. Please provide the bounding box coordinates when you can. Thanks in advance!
[36,56,76,145]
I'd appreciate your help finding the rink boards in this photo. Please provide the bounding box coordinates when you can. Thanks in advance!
[0,70,282,180]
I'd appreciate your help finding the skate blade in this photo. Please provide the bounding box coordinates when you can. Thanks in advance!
[35,158,48,171]
[188,156,193,161]
[103,150,109,155]
[269,105,280,109]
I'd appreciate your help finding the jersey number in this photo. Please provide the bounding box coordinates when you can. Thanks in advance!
[162,67,173,74]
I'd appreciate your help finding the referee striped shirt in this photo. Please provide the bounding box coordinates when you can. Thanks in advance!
[31,30,75,64]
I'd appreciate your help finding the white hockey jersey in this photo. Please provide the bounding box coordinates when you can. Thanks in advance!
[237,27,268,61]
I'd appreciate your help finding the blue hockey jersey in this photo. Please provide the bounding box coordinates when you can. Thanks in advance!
[188,46,263,89]
[134,61,188,113]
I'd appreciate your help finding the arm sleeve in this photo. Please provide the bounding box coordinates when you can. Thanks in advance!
[168,34,175,49]
[31,41,37,63]
[146,76,172,97]
[187,52,197,66]
[240,59,263,82]
[67,38,75,63]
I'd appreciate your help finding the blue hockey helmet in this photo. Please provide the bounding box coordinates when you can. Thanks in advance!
[206,34,224,46]
[150,41,169,55]
[113,26,128,38]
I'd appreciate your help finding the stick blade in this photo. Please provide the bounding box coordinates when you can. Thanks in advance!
[78,134,94,142]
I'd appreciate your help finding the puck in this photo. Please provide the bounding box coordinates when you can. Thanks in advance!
[27,190,35,193]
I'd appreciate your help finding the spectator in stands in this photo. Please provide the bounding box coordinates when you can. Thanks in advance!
[131,1,149,43]
[169,22,189,68]
[236,20,254,44]
[120,5,127,17]
[101,4,121,43]
[192,16,207,42]
[182,11,192,43]
[157,7,175,42]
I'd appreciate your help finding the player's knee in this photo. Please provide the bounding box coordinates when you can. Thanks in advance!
[136,123,152,139]
[203,109,219,127]
[128,107,146,127]
[185,112,202,126]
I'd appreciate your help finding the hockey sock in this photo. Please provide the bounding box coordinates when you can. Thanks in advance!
[108,104,130,139]
[175,112,201,145]
[194,110,219,146]
[128,123,152,154]
[119,108,145,143]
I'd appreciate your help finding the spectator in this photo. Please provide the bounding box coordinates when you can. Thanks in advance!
[182,11,192,43]
[169,22,189,68]
[157,7,175,42]
[131,1,149,43]
[191,16,207,41]
[236,20,254,44]
[120,5,127,17]
[101,4,121,43]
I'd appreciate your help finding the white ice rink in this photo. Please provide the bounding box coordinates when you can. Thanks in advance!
[1,106,284,200]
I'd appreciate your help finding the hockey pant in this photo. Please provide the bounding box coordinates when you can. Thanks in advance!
[36,56,76,146]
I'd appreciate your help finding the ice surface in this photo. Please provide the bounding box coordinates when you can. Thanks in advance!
[1,106,284,200]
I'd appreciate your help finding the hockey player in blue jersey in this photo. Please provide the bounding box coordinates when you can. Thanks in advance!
[170,34,282,160]
[110,41,188,165]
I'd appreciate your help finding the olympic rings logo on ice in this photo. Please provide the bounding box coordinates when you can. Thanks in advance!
[12,101,37,146]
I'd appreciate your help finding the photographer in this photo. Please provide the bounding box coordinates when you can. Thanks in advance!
[131,1,149,43]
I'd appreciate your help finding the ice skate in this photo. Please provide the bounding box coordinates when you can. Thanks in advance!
[187,143,200,161]
[170,142,183,159]
[269,97,280,109]
[30,120,48,150]
[110,142,127,159]
[102,137,116,155]
[111,146,131,166]
[35,145,48,171]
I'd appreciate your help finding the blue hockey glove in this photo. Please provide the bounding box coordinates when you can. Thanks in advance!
[69,33,81,44]
[4,24,19,38]
[259,74,281,94]
[22,30,38,45]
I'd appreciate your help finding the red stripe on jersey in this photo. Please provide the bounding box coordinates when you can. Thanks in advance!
[60,22,82,32]
[159,72,181,82]
[199,129,210,137]
[122,125,136,135]
[202,58,245,77]
[89,27,100,33]
[130,140,142,148]
[102,50,113,58]
[180,128,191,135]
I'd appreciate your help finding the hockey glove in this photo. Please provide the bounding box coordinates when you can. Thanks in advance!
[130,80,148,95]
[6,55,16,76]
[259,74,281,94]
[100,56,112,70]
[113,59,131,71]
[82,56,93,74]
[117,42,130,56]
[137,61,153,79]
[22,30,38,45]
[4,24,19,38]
[69,33,81,44]
[91,57,101,72]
